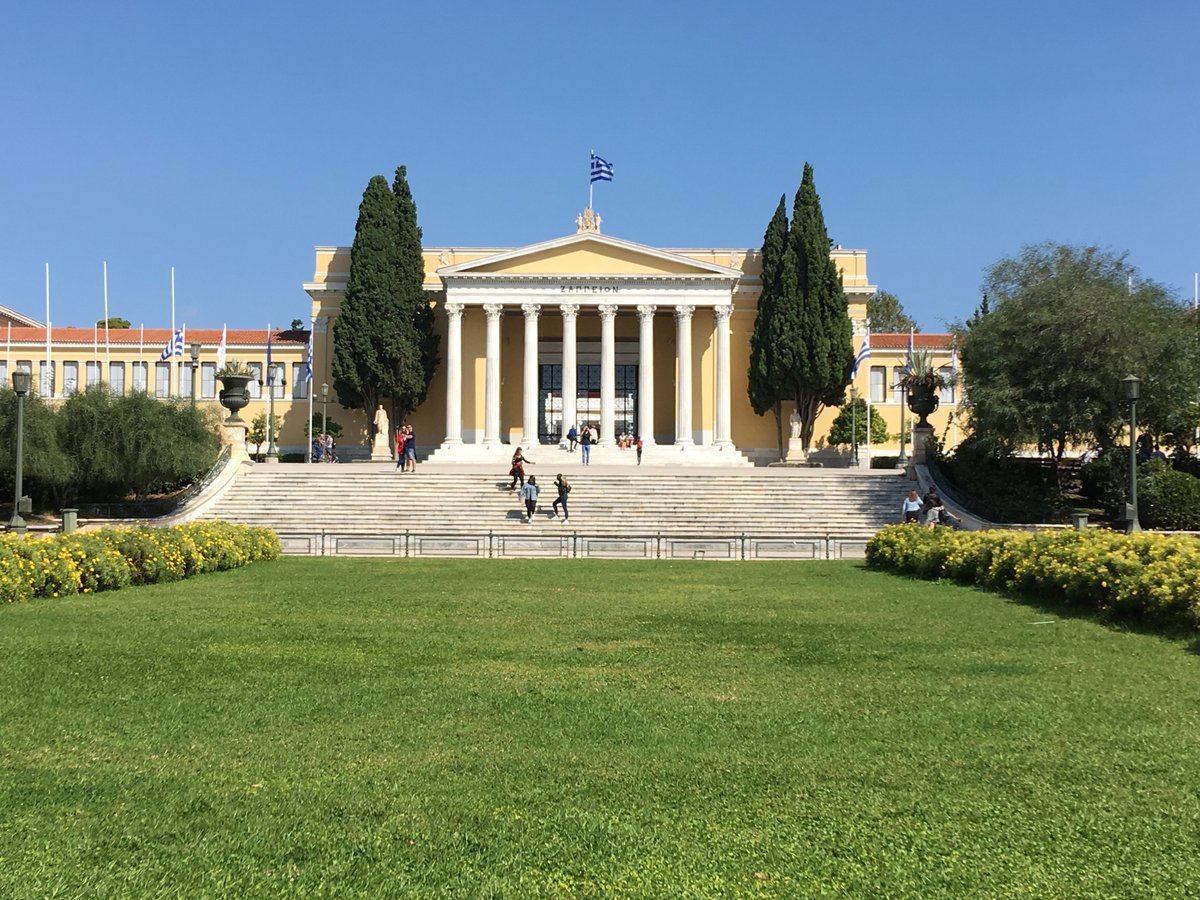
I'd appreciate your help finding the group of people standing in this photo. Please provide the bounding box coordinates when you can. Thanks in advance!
[564,425,643,465]
[311,433,338,463]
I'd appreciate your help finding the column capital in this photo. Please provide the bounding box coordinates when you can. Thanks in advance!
[674,304,695,321]
[637,304,657,322]
[483,303,504,321]
[713,304,733,323]
[521,303,542,318]
[559,303,580,318]
[598,304,618,320]
[444,302,465,317]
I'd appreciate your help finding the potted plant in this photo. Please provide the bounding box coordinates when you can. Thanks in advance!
[216,360,254,424]
[898,349,950,428]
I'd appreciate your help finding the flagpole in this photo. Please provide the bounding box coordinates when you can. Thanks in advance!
[864,321,871,469]
[170,268,177,398]
[139,324,145,392]
[44,263,52,396]
[307,321,315,463]
[266,323,277,461]
[103,261,111,389]
[588,149,594,211]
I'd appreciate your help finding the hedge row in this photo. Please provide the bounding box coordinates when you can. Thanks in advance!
[865,525,1200,631]
[0,522,281,604]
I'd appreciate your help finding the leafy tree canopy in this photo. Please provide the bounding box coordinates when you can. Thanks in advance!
[866,291,918,334]
[961,243,1200,461]
[828,395,890,447]
[96,317,131,329]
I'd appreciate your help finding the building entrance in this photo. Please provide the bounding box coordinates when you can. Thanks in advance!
[539,363,637,443]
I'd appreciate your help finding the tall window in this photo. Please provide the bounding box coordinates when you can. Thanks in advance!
[0,361,8,389]
[870,366,886,403]
[155,362,171,398]
[39,360,55,397]
[132,362,148,393]
[892,367,907,398]
[939,367,956,404]
[247,362,262,399]
[63,361,80,395]
[201,363,216,399]
[16,361,33,390]
[291,363,308,399]
[269,364,285,399]
[86,361,101,388]
[179,365,194,399]
[108,362,125,396]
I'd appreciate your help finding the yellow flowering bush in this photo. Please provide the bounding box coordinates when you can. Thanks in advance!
[866,525,1200,631]
[0,522,280,604]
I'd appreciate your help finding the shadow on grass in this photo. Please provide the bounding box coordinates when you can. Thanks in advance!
[869,566,1200,654]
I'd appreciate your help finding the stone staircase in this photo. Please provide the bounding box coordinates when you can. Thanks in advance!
[195,461,911,558]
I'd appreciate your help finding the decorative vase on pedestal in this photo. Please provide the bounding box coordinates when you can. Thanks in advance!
[217,374,253,424]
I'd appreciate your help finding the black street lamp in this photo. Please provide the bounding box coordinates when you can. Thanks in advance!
[266,364,285,462]
[1123,375,1141,534]
[9,368,31,535]
[321,383,329,438]
[189,341,201,408]
[850,386,860,467]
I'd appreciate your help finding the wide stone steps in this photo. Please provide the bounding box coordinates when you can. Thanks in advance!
[199,467,909,538]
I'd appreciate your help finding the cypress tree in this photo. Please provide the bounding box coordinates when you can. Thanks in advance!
[332,175,397,430]
[747,196,789,456]
[384,165,440,424]
[784,163,854,452]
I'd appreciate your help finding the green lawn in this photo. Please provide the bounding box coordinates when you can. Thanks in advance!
[1,559,1197,898]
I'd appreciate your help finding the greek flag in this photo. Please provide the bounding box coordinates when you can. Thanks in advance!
[949,343,958,372]
[159,328,184,361]
[904,329,914,372]
[590,152,613,183]
[266,328,273,386]
[305,337,313,384]
[851,332,871,377]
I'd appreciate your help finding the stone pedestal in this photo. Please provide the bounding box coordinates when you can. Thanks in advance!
[785,438,806,464]
[911,424,935,465]
[370,435,393,462]
[220,423,250,462]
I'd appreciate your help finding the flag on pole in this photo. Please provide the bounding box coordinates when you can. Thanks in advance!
[266,326,273,386]
[851,331,871,377]
[216,324,227,370]
[905,329,914,372]
[159,327,184,361]
[949,342,958,373]
[305,336,313,384]
[590,152,614,183]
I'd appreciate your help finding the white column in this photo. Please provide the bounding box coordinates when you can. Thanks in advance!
[521,303,541,446]
[483,303,503,447]
[442,302,464,446]
[560,304,579,447]
[674,305,695,446]
[598,303,617,447]
[637,305,656,444]
[713,304,733,447]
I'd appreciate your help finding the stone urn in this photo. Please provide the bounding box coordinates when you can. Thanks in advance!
[217,374,254,424]
[906,384,940,429]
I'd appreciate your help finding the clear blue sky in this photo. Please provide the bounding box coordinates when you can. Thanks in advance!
[4,0,1198,334]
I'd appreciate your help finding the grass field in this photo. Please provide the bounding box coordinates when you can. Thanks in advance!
[1,559,1197,898]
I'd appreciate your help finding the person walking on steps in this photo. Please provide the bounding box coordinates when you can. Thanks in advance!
[635,435,643,465]
[567,424,578,452]
[509,447,532,490]
[579,428,592,466]
[403,424,417,473]
[395,426,407,471]
[552,473,571,522]
[902,489,922,523]
[519,475,540,523]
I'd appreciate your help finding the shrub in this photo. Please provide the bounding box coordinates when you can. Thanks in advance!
[0,523,280,603]
[867,525,1200,631]
[1138,460,1200,530]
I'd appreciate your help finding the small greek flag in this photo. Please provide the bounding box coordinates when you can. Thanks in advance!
[159,327,184,361]
[305,337,313,384]
[590,152,613,183]
[851,332,871,377]
[904,329,914,372]
[266,328,273,386]
[949,343,958,372]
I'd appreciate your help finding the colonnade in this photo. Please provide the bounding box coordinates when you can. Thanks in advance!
[440,302,734,449]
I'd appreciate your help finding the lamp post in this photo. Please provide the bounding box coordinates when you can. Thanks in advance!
[9,368,31,535]
[266,363,284,462]
[189,341,201,408]
[850,385,860,467]
[1123,375,1141,534]
[897,384,909,465]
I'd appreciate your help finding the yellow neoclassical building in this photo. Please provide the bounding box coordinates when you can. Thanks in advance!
[304,213,963,465]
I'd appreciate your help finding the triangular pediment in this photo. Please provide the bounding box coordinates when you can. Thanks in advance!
[438,232,741,280]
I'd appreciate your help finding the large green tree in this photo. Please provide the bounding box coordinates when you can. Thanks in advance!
[866,290,918,334]
[747,196,789,456]
[961,243,1200,462]
[827,395,890,448]
[779,163,855,452]
[332,167,440,442]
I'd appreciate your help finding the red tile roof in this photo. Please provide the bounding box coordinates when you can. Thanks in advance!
[1,327,308,347]
[868,333,954,350]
